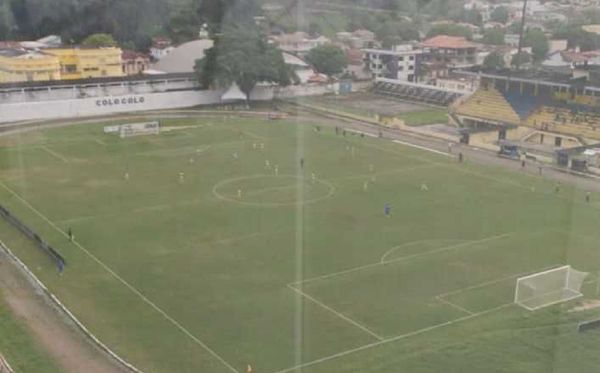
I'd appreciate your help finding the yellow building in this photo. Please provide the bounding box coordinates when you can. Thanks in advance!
[0,50,61,83]
[0,46,124,83]
[43,47,124,80]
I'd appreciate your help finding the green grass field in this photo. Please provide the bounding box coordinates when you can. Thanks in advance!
[2,114,600,372]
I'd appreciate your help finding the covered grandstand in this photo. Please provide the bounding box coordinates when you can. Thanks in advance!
[453,71,600,144]
[373,78,464,106]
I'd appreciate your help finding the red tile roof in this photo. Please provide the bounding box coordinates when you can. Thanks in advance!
[421,35,478,49]
[122,50,150,61]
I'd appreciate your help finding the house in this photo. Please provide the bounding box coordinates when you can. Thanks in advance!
[271,32,330,55]
[543,50,600,69]
[150,37,175,61]
[420,35,480,81]
[122,50,150,76]
[363,44,423,81]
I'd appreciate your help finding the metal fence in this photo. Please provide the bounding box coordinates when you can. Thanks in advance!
[0,205,65,272]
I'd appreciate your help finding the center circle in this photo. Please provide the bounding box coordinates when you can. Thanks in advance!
[212,174,335,207]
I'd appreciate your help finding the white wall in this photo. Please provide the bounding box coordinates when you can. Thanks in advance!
[0,82,369,124]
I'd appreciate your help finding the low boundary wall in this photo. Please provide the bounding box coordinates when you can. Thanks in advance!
[0,240,142,373]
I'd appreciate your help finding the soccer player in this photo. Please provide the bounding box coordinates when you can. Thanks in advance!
[300,158,304,168]
[124,172,130,181]
[363,180,368,191]
[311,172,316,184]
[67,227,73,242]
[458,152,464,163]
[555,182,561,193]
[421,182,429,191]
[448,142,453,154]
[265,160,271,169]
[384,203,391,217]
[179,172,185,183]
[586,192,591,203]
[247,364,253,373]
[274,165,279,176]
[238,189,243,199]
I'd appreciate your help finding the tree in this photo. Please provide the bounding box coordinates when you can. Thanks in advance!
[523,28,549,61]
[82,33,118,47]
[167,8,201,44]
[306,44,348,76]
[427,23,473,39]
[490,6,509,24]
[196,27,295,102]
[511,51,532,67]
[483,51,505,70]
[482,28,505,45]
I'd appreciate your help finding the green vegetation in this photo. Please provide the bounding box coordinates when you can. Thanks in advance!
[1,114,600,373]
[483,51,506,70]
[81,33,118,47]
[196,26,294,101]
[427,23,473,39]
[398,109,448,126]
[0,296,60,373]
[482,28,505,45]
[306,44,348,76]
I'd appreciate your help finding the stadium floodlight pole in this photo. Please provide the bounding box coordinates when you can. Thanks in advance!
[515,0,529,71]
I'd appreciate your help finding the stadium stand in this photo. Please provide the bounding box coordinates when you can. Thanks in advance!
[373,78,463,106]
[452,71,600,142]
[454,86,521,124]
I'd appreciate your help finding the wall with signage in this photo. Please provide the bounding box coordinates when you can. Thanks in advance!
[0,82,369,124]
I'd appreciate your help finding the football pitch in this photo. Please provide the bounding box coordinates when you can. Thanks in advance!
[2,114,600,372]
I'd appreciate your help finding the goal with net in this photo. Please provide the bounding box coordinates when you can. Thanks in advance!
[119,121,160,138]
[515,265,588,311]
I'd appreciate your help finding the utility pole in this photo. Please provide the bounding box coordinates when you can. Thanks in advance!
[515,0,529,71]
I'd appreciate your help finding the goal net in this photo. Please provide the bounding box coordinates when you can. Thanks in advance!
[119,121,160,138]
[515,265,588,311]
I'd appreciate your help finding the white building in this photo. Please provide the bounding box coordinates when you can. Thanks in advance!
[363,45,423,82]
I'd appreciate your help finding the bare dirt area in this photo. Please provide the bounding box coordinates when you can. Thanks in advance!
[0,250,124,373]
[308,92,429,117]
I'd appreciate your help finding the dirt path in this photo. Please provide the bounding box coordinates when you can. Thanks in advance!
[0,250,125,373]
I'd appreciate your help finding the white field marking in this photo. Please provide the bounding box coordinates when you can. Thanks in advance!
[289,232,513,288]
[330,163,441,183]
[272,302,514,373]
[40,145,69,163]
[360,141,443,167]
[0,181,239,373]
[437,264,561,300]
[435,295,475,316]
[242,184,298,197]
[392,139,453,157]
[94,139,108,146]
[56,196,220,226]
[380,238,468,264]
[287,284,383,341]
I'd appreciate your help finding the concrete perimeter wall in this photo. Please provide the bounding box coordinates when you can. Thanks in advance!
[0,81,370,124]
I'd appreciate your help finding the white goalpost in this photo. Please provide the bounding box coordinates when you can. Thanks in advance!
[118,121,160,138]
[515,265,588,311]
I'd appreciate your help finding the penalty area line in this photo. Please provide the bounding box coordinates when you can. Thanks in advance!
[40,145,69,163]
[272,302,513,373]
[287,284,383,341]
[0,181,240,373]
